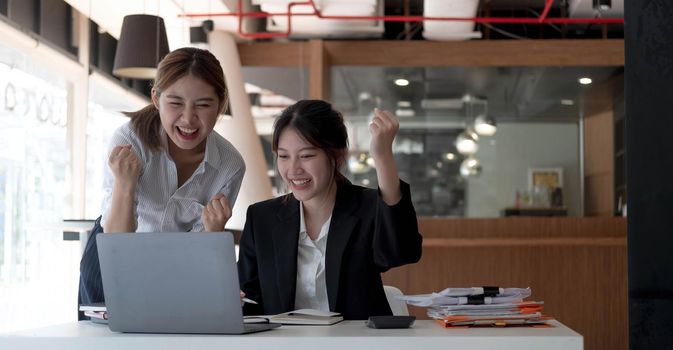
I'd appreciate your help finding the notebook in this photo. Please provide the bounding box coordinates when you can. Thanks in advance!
[245,309,343,325]
[96,232,280,334]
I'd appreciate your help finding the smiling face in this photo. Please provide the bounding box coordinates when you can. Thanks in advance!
[276,127,336,206]
[152,74,221,153]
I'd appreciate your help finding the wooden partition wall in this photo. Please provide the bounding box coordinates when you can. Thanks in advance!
[382,217,627,350]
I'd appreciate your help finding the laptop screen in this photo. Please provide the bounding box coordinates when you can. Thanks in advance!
[97,232,247,334]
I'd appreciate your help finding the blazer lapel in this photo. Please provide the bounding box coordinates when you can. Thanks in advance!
[272,197,300,311]
[325,182,360,311]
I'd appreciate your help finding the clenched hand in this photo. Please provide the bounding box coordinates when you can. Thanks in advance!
[108,144,141,189]
[202,193,232,232]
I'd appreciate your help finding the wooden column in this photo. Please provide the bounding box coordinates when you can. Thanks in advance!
[209,31,274,230]
[583,77,619,216]
[308,39,331,100]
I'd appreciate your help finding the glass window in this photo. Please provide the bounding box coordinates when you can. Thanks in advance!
[0,48,78,332]
[330,65,622,217]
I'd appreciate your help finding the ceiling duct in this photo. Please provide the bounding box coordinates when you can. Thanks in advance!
[421,98,465,110]
[569,0,623,17]
[253,0,384,38]
[422,0,482,41]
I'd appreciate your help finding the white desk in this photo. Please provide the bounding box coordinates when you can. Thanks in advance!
[1,320,582,350]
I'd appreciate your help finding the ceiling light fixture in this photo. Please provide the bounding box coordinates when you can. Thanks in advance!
[460,157,482,178]
[473,114,497,136]
[455,129,479,155]
[462,94,474,103]
[578,77,593,85]
[366,156,376,168]
[395,100,414,117]
[347,152,371,174]
[561,99,575,106]
[394,78,409,87]
[395,108,415,117]
[113,14,170,79]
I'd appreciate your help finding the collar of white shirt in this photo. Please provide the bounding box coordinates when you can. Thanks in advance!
[299,201,331,243]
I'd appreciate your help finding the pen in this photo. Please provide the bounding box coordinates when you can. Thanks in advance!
[242,297,258,305]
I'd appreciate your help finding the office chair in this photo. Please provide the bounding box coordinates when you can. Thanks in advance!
[384,285,409,316]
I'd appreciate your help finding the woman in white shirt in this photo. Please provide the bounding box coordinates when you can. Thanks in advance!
[102,47,245,233]
[79,48,244,313]
[238,100,422,319]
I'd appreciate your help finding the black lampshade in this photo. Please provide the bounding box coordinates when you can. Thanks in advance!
[190,26,207,44]
[113,14,170,79]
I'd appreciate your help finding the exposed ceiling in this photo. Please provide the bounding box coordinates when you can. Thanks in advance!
[65,0,624,48]
[62,0,624,127]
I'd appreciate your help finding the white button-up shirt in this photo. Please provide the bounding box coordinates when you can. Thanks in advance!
[294,202,331,311]
[100,122,245,232]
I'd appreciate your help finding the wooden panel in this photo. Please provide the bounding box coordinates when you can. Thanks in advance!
[308,39,330,100]
[584,109,615,216]
[237,41,310,66]
[585,175,614,216]
[238,39,624,67]
[383,217,627,350]
[585,111,614,175]
[584,75,622,117]
[417,217,626,238]
[324,39,624,67]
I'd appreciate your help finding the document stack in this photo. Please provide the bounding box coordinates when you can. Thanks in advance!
[79,303,108,323]
[396,287,553,328]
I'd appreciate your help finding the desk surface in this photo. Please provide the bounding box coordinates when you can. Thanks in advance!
[2,320,582,350]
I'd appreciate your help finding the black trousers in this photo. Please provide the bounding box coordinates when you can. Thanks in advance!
[77,216,105,320]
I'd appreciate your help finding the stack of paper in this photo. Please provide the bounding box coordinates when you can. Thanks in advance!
[79,303,108,322]
[396,287,553,327]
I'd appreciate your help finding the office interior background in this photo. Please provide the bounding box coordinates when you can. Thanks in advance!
[0,0,631,349]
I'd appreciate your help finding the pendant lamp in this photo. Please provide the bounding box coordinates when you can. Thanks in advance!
[113,14,170,79]
[474,114,497,136]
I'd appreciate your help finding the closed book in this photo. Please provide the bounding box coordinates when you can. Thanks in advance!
[245,309,343,325]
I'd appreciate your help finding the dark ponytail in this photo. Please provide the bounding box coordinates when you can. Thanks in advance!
[125,105,162,153]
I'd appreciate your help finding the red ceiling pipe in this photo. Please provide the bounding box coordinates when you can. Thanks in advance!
[235,0,311,39]
[181,0,624,39]
[538,0,554,22]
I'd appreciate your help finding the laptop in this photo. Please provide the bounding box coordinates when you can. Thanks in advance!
[96,232,279,334]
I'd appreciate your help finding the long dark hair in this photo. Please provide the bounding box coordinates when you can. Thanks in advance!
[272,100,349,183]
[125,47,228,152]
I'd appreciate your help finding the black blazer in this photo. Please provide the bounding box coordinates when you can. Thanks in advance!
[238,180,422,320]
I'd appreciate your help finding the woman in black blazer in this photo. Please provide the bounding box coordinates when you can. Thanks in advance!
[238,100,422,320]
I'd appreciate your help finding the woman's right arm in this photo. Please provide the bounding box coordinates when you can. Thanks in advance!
[103,144,141,233]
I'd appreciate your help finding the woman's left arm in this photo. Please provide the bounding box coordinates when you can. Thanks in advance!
[372,180,423,271]
[369,109,422,269]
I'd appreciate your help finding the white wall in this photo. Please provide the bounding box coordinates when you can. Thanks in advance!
[465,122,581,217]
